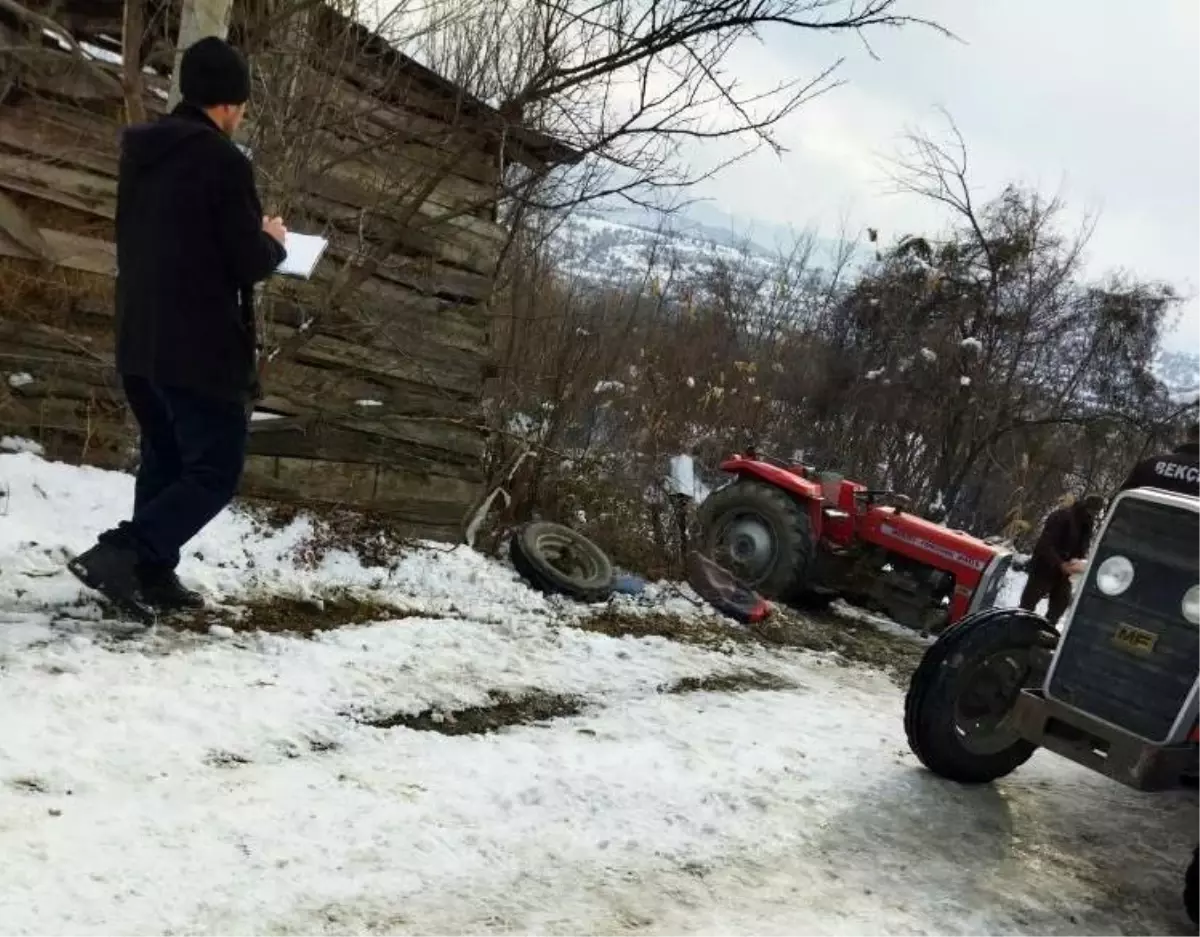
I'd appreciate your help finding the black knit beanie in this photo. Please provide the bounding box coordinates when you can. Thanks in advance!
[179,36,250,108]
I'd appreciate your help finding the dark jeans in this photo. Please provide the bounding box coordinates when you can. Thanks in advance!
[100,376,248,573]
[1019,566,1073,625]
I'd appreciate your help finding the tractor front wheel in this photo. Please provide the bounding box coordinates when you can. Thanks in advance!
[905,608,1054,784]
[698,480,815,600]
[1186,847,1197,924]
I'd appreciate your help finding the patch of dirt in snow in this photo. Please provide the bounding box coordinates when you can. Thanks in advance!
[241,501,417,571]
[571,608,747,651]
[361,690,587,736]
[195,594,418,636]
[749,607,927,686]
[7,775,51,794]
[659,670,795,695]
[574,605,924,686]
[204,749,253,769]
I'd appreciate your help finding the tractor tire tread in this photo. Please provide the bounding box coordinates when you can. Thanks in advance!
[905,608,1049,784]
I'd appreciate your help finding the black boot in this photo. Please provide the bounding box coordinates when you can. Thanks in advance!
[138,568,205,612]
[67,543,156,623]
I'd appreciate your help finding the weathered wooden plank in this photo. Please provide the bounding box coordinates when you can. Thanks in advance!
[0,395,130,442]
[285,306,489,362]
[246,415,484,469]
[0,327,485,428]
[261,358,478,421]
[240,453,477,537]
[267,282,489,351]
[315,81,499,185]
[243,454,378,506]
[0,153,117,218]
[0,178,499,285]
[0,189,53,260]
[270,324,482,397]
[57,281,491,366]
[374,462,481,508]
[295,182,501,278]
[0,318,113,359]
[367,253,493,303]
[317,156,508,249]
[0,114,120,178]
[338,415,484,463]
[18,64,123,104]
[0,174,115,221]
[0,226,115,276]
[296,126,497,212]
[319,49,484,131]
[324,219,498,279]
[6,373,122,404]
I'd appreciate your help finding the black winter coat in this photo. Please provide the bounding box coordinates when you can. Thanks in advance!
[114,104,286,401]
[1119,441,1200,497]
[1031,504,1095,579]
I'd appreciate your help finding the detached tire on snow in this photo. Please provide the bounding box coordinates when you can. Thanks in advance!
[510,522,615,603]
[697,480,815,601]
[905,608,1054,784]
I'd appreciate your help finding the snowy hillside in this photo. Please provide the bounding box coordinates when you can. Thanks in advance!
[0,451,1194,935]
[551,211,780,286]
[549,208,864,289]
[1157,349,1200,403]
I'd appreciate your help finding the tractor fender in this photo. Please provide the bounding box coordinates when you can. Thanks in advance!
[719,458,825,534]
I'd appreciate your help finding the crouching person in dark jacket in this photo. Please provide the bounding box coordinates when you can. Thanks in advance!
[69,37,287,620]
[1019,493,1106,626]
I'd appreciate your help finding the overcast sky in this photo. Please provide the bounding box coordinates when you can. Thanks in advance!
[684,0,1199,353]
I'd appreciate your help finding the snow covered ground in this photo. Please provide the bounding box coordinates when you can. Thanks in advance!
[0,450,1195,935]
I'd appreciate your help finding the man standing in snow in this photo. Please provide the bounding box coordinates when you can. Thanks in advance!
[69,37,287,620]
[1018,493,1105,625]
[1117,423,1200,497]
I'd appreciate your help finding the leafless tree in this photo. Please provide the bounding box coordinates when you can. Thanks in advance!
[400,0,950,213]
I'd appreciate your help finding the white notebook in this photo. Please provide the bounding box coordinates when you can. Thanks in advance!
[276,231,328,279]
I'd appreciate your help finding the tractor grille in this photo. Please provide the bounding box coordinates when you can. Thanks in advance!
[1047,499,1199,743]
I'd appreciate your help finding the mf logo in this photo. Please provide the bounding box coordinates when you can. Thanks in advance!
[1111,623,1158,656]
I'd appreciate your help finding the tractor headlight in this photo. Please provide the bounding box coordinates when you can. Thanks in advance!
[1096,555,1134,596]
[1183,585,1200,625]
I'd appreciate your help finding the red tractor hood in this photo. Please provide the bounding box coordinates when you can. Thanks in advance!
[861,506,1005,574]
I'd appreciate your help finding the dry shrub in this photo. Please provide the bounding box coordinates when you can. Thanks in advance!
[242,499,415,570]
[0,257,112,322]
[553,468,677,578]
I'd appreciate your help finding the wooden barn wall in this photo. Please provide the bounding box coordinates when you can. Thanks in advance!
[0,21,516,541]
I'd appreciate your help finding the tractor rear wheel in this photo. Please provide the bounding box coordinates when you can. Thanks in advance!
[905,608,1053,784]
[698,480,815,600]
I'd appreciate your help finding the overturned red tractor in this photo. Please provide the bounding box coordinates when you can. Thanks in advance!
[698,451,1013,632]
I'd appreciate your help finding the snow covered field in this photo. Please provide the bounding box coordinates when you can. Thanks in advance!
[0,450,1195,935]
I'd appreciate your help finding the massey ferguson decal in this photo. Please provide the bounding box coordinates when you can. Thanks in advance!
[879,523,988,571]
